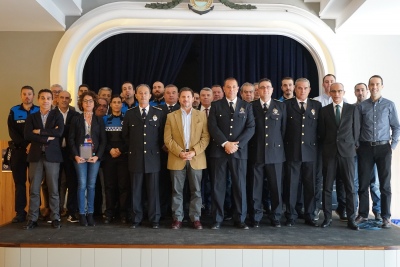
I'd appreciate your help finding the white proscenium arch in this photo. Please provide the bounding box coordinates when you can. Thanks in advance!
[50,2,337,102]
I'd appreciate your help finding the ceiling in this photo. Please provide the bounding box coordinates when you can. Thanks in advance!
[0,0,399,34]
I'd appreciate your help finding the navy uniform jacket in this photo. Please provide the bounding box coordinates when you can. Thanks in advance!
[122,106,165,173]
[24,109,64,163]
[208,98,255,159]
[158,103,180,115]
[68,114,107,160]
[249,99,286,164]
[8,104,40,149]
[318,102,360,158]
[284,98,321,162]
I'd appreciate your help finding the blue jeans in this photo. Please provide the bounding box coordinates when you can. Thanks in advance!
[74,161,100,214]
[354,156,381,213]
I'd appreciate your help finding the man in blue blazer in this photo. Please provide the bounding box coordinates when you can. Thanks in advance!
[318,82,360,230]
[208,77,255,230]
[23,89,64,230]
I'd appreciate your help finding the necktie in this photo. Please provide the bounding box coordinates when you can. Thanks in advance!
[204,108,209,117]
[263,103,268,113]
[229,102,234,116]
[300,102,305,114]
[142,108,147,120]
[335,104,341,126]
[168,105,173,113]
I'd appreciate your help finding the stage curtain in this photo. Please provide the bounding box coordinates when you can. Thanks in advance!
[199,34,318,98]
[83,33,194,93]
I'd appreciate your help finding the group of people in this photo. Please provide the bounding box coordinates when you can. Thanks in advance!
[7,74,399,231]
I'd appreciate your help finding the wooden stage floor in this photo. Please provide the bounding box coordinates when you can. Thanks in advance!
[1,213,399,249]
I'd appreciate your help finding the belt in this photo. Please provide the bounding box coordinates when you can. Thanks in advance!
[360,141,389,146]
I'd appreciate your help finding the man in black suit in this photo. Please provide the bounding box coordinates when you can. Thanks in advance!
[208,77,255,230]
[23,89,64,230]
[318,83,359,230]
[55,91,79,223]
[284,78,321,227]
[249,78,286,228]
[122,84,165,229]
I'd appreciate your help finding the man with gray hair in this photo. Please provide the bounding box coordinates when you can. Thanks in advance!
[240,82,255,103]
[98,87,112,103]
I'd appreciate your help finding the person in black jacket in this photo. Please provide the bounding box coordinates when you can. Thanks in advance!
[69,91,106,227]
[23,89,64,230]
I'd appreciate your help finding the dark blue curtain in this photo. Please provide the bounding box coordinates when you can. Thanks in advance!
[83,33,318,98]
[83,33,194,94]
[199,34,318,98]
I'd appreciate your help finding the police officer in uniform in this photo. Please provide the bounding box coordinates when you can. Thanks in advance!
[7,85,40,223]
[122,84,165,229]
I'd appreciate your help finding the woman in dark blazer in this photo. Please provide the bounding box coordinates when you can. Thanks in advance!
[69,91,106,226]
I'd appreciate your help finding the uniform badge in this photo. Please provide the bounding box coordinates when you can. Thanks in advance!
[153,115,158,121]
[311,109,315,115]
[272,108,279,115]
[239,107,245,114]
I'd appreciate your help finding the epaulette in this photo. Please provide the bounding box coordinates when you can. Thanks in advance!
[152,106,162,110]
[132,106,138,109]
[310,98,318,101]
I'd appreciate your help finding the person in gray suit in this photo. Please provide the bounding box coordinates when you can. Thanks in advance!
[318,83,360,230]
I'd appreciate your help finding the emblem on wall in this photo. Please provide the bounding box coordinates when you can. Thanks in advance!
[188,0,214,15]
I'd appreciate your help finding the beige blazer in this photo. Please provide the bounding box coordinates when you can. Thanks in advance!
[164,108,210,170]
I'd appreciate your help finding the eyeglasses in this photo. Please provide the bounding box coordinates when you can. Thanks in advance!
[52,90,62,95]
[330,90,344,94]
[83,99,94,104]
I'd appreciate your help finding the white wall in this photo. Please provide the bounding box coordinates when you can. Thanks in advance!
[0,247,398,267]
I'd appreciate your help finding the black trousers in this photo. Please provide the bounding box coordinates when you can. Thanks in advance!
[130,172,160,223]
[103,155,130,218]
[322,155,356,221]
[209,157,247,223]
[60,148,78,216]
[285,161,316,221]
[357,143,392,219]
[251,162,283,222]
[10,148,29,216]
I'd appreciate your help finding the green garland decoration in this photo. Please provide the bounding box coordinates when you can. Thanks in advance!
[219,0,256,10]
[145,0,183,9]
[145,0,256,10]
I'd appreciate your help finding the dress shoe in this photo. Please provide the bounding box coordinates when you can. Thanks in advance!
[271,219,281,228]
[152,223,160,229]
[193,220,203,230]
[285,219,295,227]
[79,214,88,226]
[252,221,260,228]
[211,222,221,230]
[382,218,392,229]
[305,219,319,227]
[87,213,96,226]
[52,220,61,229]
[12,214,26,223]
[67,214,79,223]
[103,216,113,224]
[23,220,38,230]
[171,220,182,229]
[347,220,359,230]
[234,222,249,230]
[335,210,348,222]
[130,222,141,229]
[373,212,382,221]
[321,219,332,228]
[355,215,368,224]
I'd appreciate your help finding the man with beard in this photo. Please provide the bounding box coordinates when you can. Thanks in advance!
[150,81,165,106]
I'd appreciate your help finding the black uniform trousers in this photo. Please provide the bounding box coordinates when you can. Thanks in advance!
[130,172,160,224]
[285,161,316,221]
[322,155,356,220]
[210,157,247,223]
[252,162,283,222]
[357,143,392,219]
